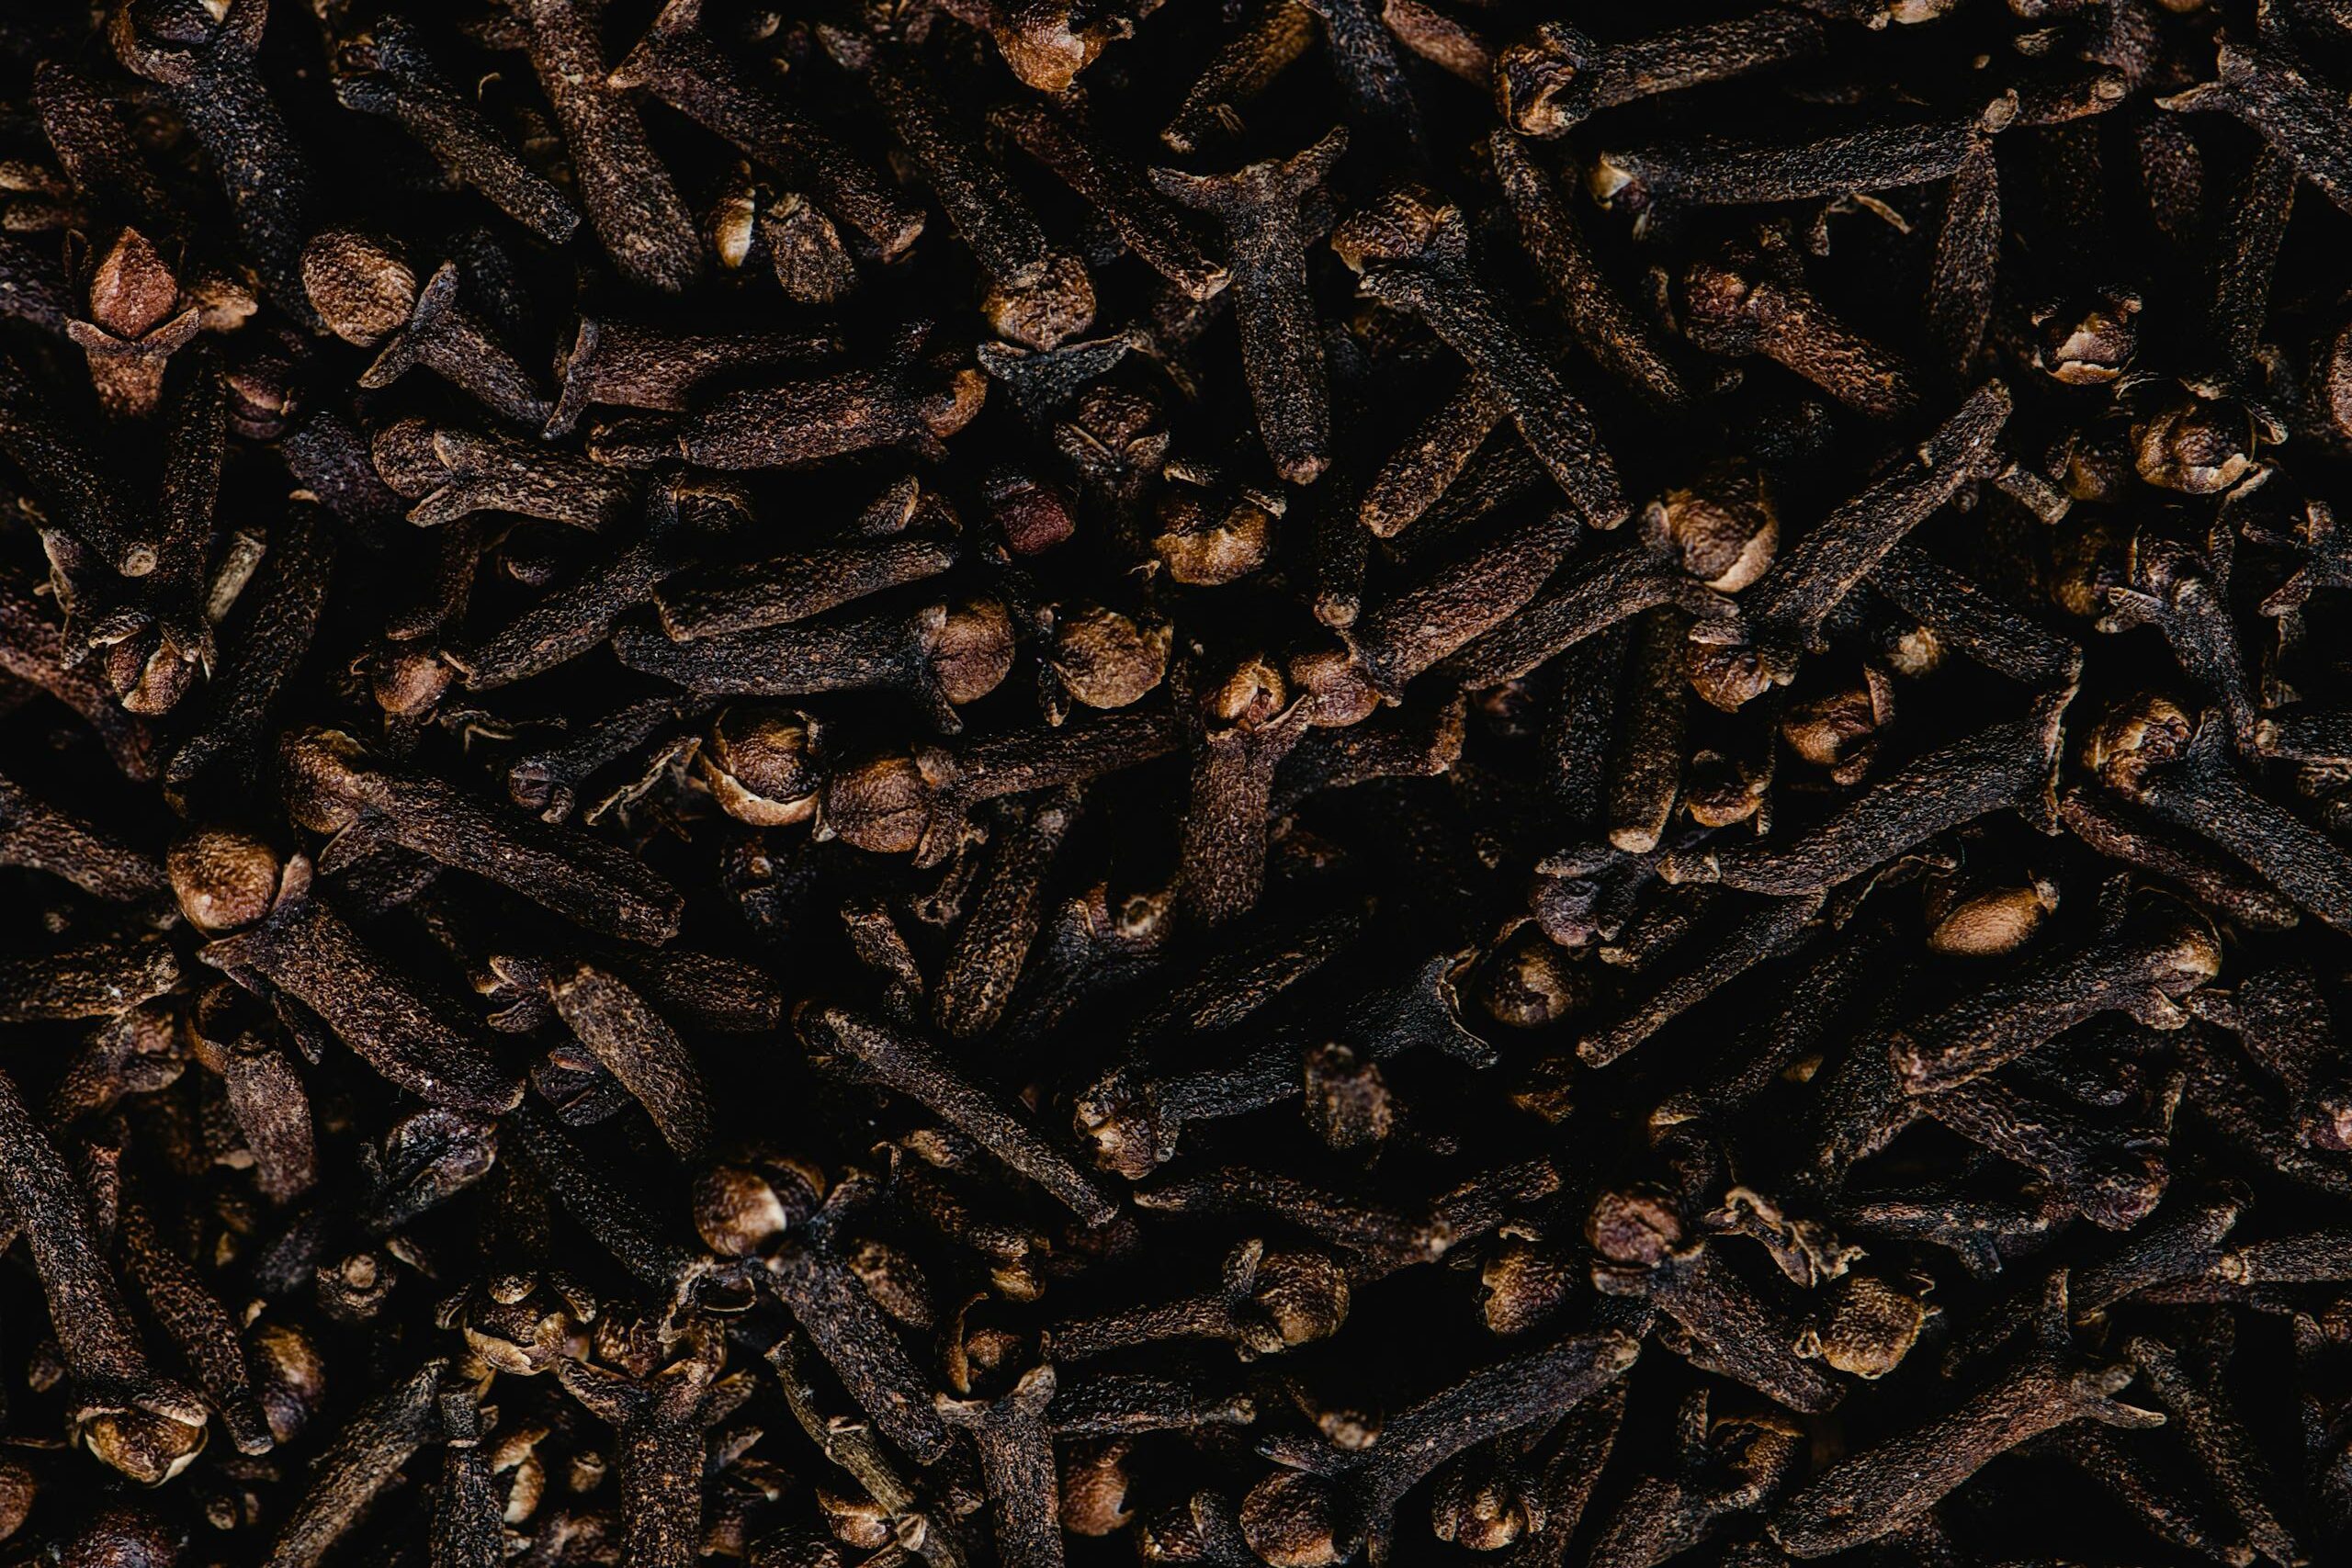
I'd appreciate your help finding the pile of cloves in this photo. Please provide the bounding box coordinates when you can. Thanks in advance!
[13,0,2352,1564]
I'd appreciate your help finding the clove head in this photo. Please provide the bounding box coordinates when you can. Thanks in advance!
[1587,150,1647,213]
[1587,1187,1685,1268]
[1060,385,1170,495]
[2078,692,2192,801]
[819,749,936,856]
[0,1457,30,1543]
[371,644,456,723]
[1677,254,1775,358]
[281,728,377,834]
[1429,1455,1533,1551]
[249,1321,327,1446]
[1329,185,1462,273]
[1642,470,1779,592]
[168,827,285,934]
[57,1504,180,1568]
[944,1301,1043,1398]
[2048,513,2133,619]
[1924,877,2059,956]
[301,230,418,348]
[2131,393,2257,494]
[1238,1251,1350,1356]
[919,598,1018,706]
[815,1482,893,1550]
[987,468,1079,556]
[1153,485,1279,587]
[982,253,1097,354]
[1049,606,1170,714]
[1287,645,1381,728]
[1063,1440,1137,1536]
[2030,292,2140,385]
[692,1157,825,1257]
[1073,1068,1176,1180]
[1477,929,1592,1026]
[79,1402,209,1486]
[1302,1043,1392,1151]
[1204,655,1291,727]
[702,707,821,827]
[923,362,993,444]
[2320,315,2352,445]
[87,228,181,341]
[452,1277,590,1377]
[1478,1236,1571,1335]
[1239,1471,1347,1568]
[1685,636,1775,713]
[1804,1273,1928,1379]
[1686,748,1770,828]
[992,15,1098,94]
[1495,23,1597,139]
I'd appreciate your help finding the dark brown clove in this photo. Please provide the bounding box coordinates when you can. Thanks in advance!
[546,317,841,440]
[107,0,316,326]
[555,1327,735,1568]
[0,769,168,906]
[616,596,1013,735]
[1588,1189,1840,1414]
[821,27,1092,351]
[373,417,635,534]
[499,0,700,292]
[801,1005,1117,1225]
[820,706,1182,863]
[1161,0,1318,156]
[269,1359,445,1568]
[610,0,922,262]
[1595,98,2017,230]
[66,228,198,420]
[330,14,580,243]
[936,787,1083,1039]
[177,830,520,1113]
[1051,1240,1348,1361]
[1178,657,1313,927]
[1153,130,1348,484]
[304,234,549,428]
[1335,187,1626,527]
[1497,15,1826,140]
[1663,687,2068,893]
[2123,1334,2302,1568]
[0,1064,209,1483]
[629,330,987,471]
[655,534,960,644]
[992,103,1228,302]
[1688,381,2012,707]
[281,728,684,943]
[1769,1279,2158,1556]
[2090,696,2352,933]
[1292,508,1583,726]
[938,1365,1062,1568]
[2161,37,2352,219]
[1888,888,2220,1095]
[1235,1331,1639,1566]
[1679,227,1919,419]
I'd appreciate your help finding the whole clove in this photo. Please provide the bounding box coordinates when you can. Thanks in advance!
[0,5,2348,1566]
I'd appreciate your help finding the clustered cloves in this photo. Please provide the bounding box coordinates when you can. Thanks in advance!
[4,3,2352,1568]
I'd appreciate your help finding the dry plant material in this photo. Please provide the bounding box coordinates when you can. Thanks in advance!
[3,4,2352,1567]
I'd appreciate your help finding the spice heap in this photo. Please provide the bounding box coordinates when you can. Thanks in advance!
[8,0,2352,1562]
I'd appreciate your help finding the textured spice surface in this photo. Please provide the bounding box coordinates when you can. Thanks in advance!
[6,1,2352,1566]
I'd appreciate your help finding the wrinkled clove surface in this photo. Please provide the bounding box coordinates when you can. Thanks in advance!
[2,4,2352,1566]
